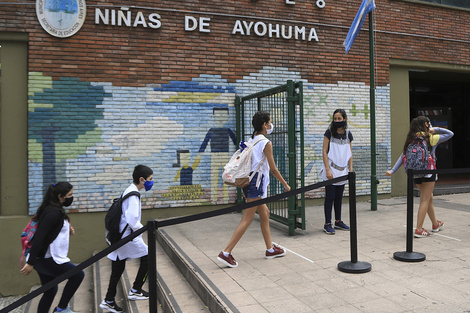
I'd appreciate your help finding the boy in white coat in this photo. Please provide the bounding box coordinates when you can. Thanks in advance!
[100,165,154,313]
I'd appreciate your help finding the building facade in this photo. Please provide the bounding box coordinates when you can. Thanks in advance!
[1,0,470,293]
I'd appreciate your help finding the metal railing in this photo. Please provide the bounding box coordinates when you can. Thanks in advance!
[2,172,369,313]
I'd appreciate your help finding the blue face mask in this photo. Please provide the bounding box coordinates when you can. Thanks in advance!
[143,180,154,191]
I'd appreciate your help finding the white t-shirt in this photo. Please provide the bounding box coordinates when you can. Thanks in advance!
[248,135,270,198]
[45,220,71,264]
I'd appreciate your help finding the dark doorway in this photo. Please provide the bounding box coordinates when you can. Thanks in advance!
[409,70,470,184]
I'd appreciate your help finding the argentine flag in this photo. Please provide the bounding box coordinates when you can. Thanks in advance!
[343,0,376,54]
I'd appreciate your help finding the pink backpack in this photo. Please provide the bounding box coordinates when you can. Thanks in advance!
[20,217,38,268]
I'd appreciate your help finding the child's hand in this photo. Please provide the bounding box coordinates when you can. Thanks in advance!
[239,141,247,152]
[326,168,333,180]
[70,225,75,236]
[385,170,392,176]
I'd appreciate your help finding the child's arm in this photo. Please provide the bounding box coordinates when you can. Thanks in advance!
[348,142,353,172]
[124,195,144,231]
[385,153,404,176]
[264,142,290,192]
[322,136,333,179]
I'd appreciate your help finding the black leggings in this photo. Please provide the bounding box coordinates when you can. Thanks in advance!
[34,258,85,313]
[324,184,345,224]
[105,255,148,301]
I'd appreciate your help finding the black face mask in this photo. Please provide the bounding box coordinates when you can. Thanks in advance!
[63,196,74,207]
[333,121,346,128]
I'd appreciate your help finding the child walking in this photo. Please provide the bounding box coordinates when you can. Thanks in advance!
[320,109,353,235]
[217,111,290,268]
[20,182,84,313]
[100,165,154,313]
[385,116,453,237]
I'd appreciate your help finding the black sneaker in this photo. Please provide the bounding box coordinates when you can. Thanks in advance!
[128,289,149,300]
[99,300,124,313]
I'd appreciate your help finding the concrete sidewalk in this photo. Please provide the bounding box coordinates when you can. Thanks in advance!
[160,193,470,313]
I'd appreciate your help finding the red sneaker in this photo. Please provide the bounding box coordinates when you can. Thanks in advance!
[217,251,238,268]
[432,220,444,232]
[265,245,286,259]
[414,228,431,238]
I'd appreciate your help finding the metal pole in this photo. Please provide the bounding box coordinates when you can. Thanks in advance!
[393,170,426,262]
[369,10,377,211]
[147,220,157,313]
[337,172,371,273]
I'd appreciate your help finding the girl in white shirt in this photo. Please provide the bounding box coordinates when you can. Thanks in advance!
[217,111,291,268]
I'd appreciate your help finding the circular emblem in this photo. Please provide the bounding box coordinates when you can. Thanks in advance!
[36,0,86,38]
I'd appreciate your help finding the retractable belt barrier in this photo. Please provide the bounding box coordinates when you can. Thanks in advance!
[394,167,470,262]
[2,174,353,313]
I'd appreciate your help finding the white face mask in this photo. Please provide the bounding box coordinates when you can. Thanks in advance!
[266,123,274,135]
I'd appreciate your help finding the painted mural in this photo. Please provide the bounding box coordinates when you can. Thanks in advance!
[27,67,391,214]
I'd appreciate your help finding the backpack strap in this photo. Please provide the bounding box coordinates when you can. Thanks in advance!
[119,191,141,236]
[249,135,270,188]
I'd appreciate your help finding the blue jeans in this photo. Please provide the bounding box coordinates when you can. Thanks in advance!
[34,258,84,313]
[324,184,345,224]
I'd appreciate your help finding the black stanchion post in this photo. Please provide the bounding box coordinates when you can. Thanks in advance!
[393,169,426,262]
[147,220,157,313]
[338,172,372,273]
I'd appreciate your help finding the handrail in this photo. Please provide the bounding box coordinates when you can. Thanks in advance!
[3,174,351,313]
[0,225,148,313]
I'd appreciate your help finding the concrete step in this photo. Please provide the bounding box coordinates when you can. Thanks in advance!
[155,235,209,313]
[93,254,133,313]
[23,264,94,313]
[156,228,232,313]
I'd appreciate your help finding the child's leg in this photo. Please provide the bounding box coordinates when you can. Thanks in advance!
[223,201,258,253]
[333,184,345,221]
[105,259,126,301]
[257,204,272,250]
[416,181,435,230]
[324,185,335,224]
[57,262,85,309]
[133,255,149,291]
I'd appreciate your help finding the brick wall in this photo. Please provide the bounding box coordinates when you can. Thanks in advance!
[1,0,469,212]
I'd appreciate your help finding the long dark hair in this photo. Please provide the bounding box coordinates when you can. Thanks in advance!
[251,110,271,138]
[403,116,431,154]
[33,182,73,222]
[329,109,348,137]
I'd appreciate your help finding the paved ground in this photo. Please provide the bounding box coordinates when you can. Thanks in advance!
[160,193,470,313]
[2,193,470,313]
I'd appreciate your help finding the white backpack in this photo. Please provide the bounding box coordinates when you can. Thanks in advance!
[222,135,269,188]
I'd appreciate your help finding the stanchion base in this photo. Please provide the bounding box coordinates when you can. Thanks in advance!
[393,251,426,262]
[337,261,372,274]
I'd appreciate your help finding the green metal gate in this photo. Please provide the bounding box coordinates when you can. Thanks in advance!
[235,80,305,235]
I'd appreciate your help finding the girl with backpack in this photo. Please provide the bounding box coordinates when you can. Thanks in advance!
[20,182,84,313]
[217,111,291,268]
[385,116,454,237]
[320,109,353,235]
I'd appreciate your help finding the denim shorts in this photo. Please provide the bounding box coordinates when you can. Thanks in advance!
[242,172,265,199]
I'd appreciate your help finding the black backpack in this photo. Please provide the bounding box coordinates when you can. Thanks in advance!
[105,191,141,246]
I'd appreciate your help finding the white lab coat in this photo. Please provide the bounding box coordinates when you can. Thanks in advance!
[107,184,148,261]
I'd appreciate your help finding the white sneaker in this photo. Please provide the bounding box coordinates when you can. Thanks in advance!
[99,300,124,312]
[128,289,149,300]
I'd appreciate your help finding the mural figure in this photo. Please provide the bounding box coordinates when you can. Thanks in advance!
[173,149,201,186]
[198,107,237,203]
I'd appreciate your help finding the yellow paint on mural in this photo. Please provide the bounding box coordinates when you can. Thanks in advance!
[162,92,221,103]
